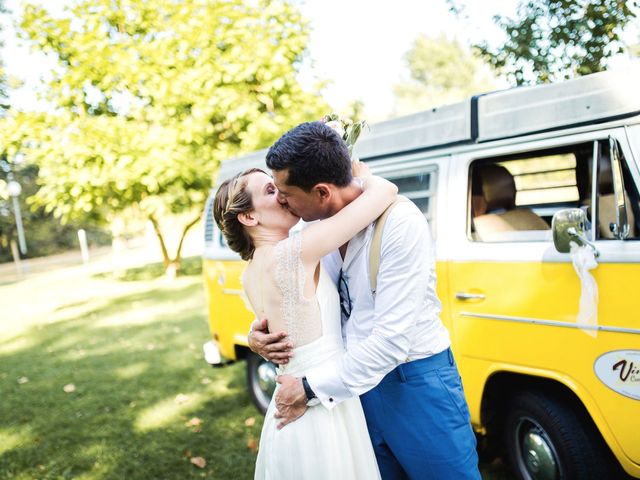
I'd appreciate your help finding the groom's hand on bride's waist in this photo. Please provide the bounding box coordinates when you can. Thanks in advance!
[274,375,307,429]
[248,318,294,365]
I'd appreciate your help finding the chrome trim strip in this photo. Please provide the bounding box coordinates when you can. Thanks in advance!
[222,288,243,295]
[591,139,599,243]
[460,312,640,335]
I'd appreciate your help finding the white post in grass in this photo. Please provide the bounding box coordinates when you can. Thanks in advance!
[78,229,90,264]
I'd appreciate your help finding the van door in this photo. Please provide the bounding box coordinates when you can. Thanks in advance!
[372,154,453,332]
[445,129,640,476]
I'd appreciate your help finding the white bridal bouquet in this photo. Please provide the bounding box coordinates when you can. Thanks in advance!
[321,113,367,156]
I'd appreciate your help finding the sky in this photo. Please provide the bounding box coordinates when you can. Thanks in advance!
[296,0,517,119]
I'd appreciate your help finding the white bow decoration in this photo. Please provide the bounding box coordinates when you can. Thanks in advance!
[569,241,599,337]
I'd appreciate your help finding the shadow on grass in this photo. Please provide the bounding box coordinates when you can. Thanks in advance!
[0,280,260,480]
[93,256,203,282]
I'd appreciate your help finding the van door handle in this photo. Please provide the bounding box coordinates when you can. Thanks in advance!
[455,292,486,301]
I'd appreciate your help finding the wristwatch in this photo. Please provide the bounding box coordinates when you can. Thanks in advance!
[302,376,320,406]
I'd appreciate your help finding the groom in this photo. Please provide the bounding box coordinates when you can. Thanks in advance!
[248,121,480,479]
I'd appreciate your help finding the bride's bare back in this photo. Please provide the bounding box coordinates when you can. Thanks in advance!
[242,234,323,348]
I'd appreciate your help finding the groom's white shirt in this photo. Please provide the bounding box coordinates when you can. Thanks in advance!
[307,200,451,410]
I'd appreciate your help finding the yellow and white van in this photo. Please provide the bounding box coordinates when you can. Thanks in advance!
[202,67,640,479]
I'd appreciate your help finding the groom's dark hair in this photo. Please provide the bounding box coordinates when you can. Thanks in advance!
[266,121,352,192]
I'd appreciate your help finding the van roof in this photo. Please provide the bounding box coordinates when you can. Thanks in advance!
[215,65,640,185]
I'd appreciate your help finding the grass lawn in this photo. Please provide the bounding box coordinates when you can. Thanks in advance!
[1,257,261,480]
[0,255,514,479]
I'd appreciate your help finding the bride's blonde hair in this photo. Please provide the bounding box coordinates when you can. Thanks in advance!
[213,168,267,261]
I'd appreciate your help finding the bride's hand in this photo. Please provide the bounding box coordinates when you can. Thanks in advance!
[351,157,371,179]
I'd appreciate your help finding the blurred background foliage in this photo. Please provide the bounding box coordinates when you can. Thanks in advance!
[1,0,328,272]
[475,0,639,85]
[393,34,498,116]
[0,0,638,268]
[0,159,111,263]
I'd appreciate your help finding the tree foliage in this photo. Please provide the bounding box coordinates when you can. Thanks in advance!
[15,0,327,272]
[0,159,111,263]
[393,35,496,115]
[477,0,639,85]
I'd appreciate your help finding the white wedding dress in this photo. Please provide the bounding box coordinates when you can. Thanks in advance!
[254,233,380,480]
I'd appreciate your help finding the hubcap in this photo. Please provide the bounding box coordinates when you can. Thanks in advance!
[515,417,560,480]
[256,361,277,397]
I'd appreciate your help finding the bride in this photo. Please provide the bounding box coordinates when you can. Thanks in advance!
[213,161,397,479]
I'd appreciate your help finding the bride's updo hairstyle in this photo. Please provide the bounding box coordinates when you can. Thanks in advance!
[213,168,267,261]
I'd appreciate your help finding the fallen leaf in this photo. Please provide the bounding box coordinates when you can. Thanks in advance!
[63,383,76,393]
[247,436,259,453]
[190,456,206,468]
[17,377,29,384]
[244,417,256,427]
[186,417,203,427]
[175,393,189,404]
[182,449,192,458]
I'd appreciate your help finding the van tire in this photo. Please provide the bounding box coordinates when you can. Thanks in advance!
[246,352,276,414]
[504,390,611,480]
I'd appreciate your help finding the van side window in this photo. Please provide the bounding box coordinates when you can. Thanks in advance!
[595,141,640,240]
[469,143,594,242]
[218,231,228,248]
[204,196,216,244]
[203,195,228,248]
[386,168,437,227]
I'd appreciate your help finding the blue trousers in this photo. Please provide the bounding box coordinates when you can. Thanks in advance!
[360,348,481,480]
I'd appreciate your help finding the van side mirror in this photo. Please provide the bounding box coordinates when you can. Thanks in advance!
[552,208,599,257]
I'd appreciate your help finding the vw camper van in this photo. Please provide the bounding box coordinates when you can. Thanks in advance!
[202,67,640,479]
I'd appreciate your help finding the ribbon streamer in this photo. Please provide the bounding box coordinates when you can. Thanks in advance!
[570,241,599,338]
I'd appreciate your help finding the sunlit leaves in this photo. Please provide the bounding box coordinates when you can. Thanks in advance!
[15,0,326,224]
[476,0,638,85]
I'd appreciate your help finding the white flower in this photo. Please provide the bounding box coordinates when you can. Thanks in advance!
[325,120,345,139]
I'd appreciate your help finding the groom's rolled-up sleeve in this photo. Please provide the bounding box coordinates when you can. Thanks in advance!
[306,206,430,409]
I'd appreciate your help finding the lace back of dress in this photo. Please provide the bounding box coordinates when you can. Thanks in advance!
[274,233,322,348]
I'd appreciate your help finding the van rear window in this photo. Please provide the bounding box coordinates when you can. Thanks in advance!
[499,154,579,206]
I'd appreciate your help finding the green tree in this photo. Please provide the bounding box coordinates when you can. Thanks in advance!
[393,34,496,115]
[477,0,639,85]
[0,159,111,263]
[16,0,327,274]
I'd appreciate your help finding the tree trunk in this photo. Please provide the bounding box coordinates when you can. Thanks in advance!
[148,214,171,270]
[171,214,202,274]
[148,213,201,279]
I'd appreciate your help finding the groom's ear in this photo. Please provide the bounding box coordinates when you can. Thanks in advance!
[237,211,258,227]
[312,183,332,202]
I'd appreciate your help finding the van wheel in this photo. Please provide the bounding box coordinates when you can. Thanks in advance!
[504,390,610,480]
[246,352,276,414]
